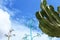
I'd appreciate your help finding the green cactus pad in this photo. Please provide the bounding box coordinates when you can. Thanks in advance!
[36,0,60,37]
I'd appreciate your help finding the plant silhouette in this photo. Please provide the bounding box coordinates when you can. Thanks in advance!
[36,0,60,37]
[5,29,15,40]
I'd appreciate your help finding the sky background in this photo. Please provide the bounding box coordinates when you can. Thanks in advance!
[0,0,60,40]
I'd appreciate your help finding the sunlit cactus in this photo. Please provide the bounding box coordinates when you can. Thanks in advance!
[36,0,60,37]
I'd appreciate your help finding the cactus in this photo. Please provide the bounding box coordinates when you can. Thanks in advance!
[36,0,60,37]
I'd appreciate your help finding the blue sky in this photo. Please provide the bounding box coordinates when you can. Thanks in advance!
[0,0,60,40]
[5,0,40,17]
[10,0,40,16]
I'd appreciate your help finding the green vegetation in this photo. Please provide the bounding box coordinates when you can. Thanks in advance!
[36,0,60,37]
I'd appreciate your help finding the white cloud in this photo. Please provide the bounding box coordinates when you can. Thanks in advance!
[10,22,52,40]
[33,34,49,40]
[0,9,11,38]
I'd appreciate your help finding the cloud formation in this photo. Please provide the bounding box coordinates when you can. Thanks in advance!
[0,9,11,39]
[0,0,14,6]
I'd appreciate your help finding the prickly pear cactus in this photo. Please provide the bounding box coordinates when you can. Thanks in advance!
[36,0,60,37]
